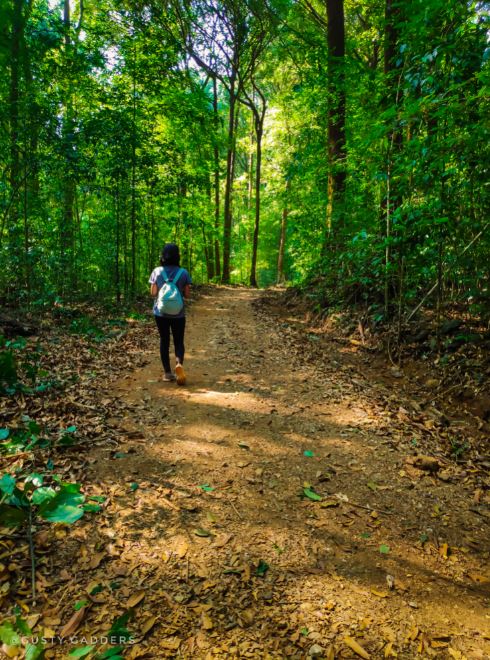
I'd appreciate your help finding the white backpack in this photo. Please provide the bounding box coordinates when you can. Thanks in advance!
[156,268,184,315]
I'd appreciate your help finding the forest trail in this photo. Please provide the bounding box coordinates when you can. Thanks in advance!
[78,288,488,659]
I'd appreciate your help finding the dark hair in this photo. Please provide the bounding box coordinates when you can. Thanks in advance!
[160,243,180,267]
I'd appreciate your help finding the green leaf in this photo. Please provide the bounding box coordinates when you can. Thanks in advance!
[129,482,139,491]
[0,504,28,527]
[15,615,32,635]
[39,503,84,524]
[88,495,106,503]
[88,584,103,595]
[82,503,101,513]
[31,487,57,506]
[379,544,390,554]
[65,425,77,433]
[25,641,44,660]
[68,646,95,658]
[0,622,20,645]
[0,429,10,440]
[303,487,322,502]
[303,450,314,457]
[74,600,89,611]
[194,528,212,537]
[113,452,127,459]
[255,559,269,577]
[107,611,133,644]
[38,485,85,524]
[0,474,16,495]
[25,473,44,488]
[199,484,214,492]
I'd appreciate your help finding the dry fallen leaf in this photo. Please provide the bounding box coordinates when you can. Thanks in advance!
[212,533,233,548]
[140,615,158,636]
[175,540,189,558]
[201,613,214,630]
[344,636,370,659]
[126,589,145,608]
[60,605,88,637]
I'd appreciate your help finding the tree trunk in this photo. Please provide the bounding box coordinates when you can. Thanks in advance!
[277,179,290,284]
[383,0,403,316]
[115,179,121,304]
[222,74,237,284]
[61,0,76,296]
[7,0,23,295]
[212,76,221,278]
[130,48,137,294]
[250,108,265,287]
[325,0,346,241]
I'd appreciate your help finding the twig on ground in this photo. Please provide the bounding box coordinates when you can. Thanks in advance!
[229,500,243,520]
[28,507,36,605]
[347,501,394,516]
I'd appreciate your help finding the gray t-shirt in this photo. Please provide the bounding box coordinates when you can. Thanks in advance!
[149,266,192,318]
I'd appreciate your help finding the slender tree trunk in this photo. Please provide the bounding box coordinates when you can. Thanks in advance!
[8,0,23,297]
[277,179,290,284]
[130,48,137,294]
[383,0,403,316]
[250,112,265,288]
[61,0,76,296]
[115,179,121,304]
[222,75,237,284]
[325,0,346,241]
[248,123,254,212]
[212,76,221,278]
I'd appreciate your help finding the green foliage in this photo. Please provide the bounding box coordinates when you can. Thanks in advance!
[0,0,487,316]
[0,472,88,527]
[0,420,50,454]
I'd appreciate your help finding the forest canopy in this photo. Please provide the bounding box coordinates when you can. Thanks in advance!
[1,0,489,321]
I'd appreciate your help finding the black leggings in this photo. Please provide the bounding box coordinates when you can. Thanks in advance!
[154,316,186,373]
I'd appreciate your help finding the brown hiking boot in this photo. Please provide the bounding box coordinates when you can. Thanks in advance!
[175,362,186,386]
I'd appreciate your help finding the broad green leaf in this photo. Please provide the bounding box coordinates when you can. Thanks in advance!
[0,474,16,495]
[74,600,89,611]
[0,429,9,440]
[199,484,214,492]
[0,504,28,527]
[38,503,84,524]
[194,528,212,537]
[31,487,56,506]
[82,503,101,513]
[303,450,314,457]
[15,615,32,635]
[379,544,391,554]
[68,646,95,658]
[38,485,85,523]
[25,473,44,488]
[25,641,44,660]
[88,495,106,503]
[303,487,322,502]
[0,622,20,645]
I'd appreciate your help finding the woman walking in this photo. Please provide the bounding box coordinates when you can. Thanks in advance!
[149,243,192,385]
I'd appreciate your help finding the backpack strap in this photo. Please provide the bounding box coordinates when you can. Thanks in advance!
[173,268,184,285]
[161,267,170,283]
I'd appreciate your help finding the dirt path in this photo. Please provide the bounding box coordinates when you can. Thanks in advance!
[81,287,489,659]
